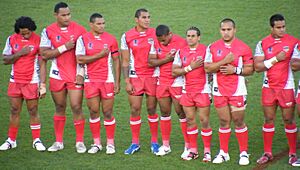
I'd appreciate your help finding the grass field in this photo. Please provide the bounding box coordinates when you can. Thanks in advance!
[0,0,300,169]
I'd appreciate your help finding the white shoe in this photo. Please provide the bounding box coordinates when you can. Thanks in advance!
[106,144,116,154]
[213,150,230,164]
[48,142,64,152]
[156,145,171,156]
[76,142,86,153]
[181,147,189,159]
[203,152,211,162]
[87,144,102,154]
[239,151,250,165]
[292,159,300,167]
[32,138,46,151]
[0,138,17,151]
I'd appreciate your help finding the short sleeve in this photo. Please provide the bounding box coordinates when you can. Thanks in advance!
[173,50,182,66]
[292,43,300,59]
[204,45,213,63]
[120,33,128,50]
[111,37,119,57]
[2,36,12,55]
[254,41,264,57]
[40,28,52,48]
[75,36,86,56]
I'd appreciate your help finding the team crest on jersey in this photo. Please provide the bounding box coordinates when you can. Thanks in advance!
[148,38,154,45]
[283,46,289,52]
[157,48,162,54]
[183,56,187,63]
[14,44,19,50]
[133,39,138,46]
[29,45,34,51]
[267,47,272,54]
[103,44,108,49]
[56,35,61,42]
[217,49,222,56]
[88,42,93,49]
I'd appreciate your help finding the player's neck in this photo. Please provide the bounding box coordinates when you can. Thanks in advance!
[223,37,234,45]
[91,31,104,37]
[135,26,147,33]
[189,43,198,49]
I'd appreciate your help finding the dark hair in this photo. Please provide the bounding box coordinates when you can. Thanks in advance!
[90,13,103,23]
[54,2,68,13]
[135,8,148,18]
[220,18,236,28]
[270,14,285,27]
[14,16,37,33]
[186,26,201,36]
[156,25,170,37]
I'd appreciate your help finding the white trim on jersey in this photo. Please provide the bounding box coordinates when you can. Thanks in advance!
[129,50,138,78]
[262,64,295,89]
[75,36,86,56]
[254,41,264,57]
[204,45,213,63]
[49,58,62,80]
[153,67,160,77]
[39,28,52,48]
[3,36,12,55]
[120,33,128,50]
[106,53,115,83]
[173,50,182,66]
[29,55,40,83]
[171,76,184,87]
[149,42,157,55]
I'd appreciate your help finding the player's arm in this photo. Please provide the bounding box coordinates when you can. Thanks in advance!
[291,44,300,71]
[113,55,121,94]
[148,52,176,67]
[39,28,75,60]
[38,56,47,99]
[204,52,234,73]
[2,37,31,65]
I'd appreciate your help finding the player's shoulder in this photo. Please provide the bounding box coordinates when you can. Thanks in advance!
[284,34,298,43]
[197,43,207,50]
[209,39,222,48]
[234,38,250,48]
[46,22,57,30]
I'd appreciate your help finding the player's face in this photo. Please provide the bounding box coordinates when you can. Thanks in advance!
[220,22,236,43]
[135,12,150,30]
[19,28,32,39]
[271,20,286,38]
[186,30,200,48]
[157,33,172,46]
[55,7,71,27]
[90,17,105,35]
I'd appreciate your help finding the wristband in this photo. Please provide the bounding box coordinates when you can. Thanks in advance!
[57,45,67,54]
[184,65,193,73]
[263,57,278,69]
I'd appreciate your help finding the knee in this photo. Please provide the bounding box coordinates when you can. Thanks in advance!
[10,106,21,116]
[219,118,229,127]
[200,118,210,129]
[71,104,82,114]
[283,117,294,124]
[264,117,275,124]
[103,110,113,120]
[55,103,66,113]
[28,106,38,117]
[147,107,156,114]
[131,104,141,115]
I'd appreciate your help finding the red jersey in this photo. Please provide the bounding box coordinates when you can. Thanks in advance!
[173,44,211,93]
[154,34,186,86]
[121,27,156,77]
[40,21,86,82]
[3,32,40,83]
[255,34,298,89]
[75,32,119,83]
[205,38,253,96]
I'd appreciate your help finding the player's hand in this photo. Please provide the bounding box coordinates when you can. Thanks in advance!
[65,40,75,50]
[114,83,120,95]
[223,52,235,64]
[99,48,110,58]
[125,82,134,95]
[190,57,203,69]
[276,51,286,62]
[220,64,235,75]
[18,45,31,56]
[165,52,175,62]
[39,83,46,99]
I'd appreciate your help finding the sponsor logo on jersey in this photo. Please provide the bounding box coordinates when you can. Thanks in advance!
[56,35,61,42]
[267,47,272,54]
[88,42,93,49]
[217,49,222,56]
[133,39,138,46]
[283,46,289,52]
[14,44,19,50]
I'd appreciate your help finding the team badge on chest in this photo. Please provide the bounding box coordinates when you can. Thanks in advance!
[88,42,93,49]
[133,39,138,46]
[217,49,222,56]
[283,46,289,52]
[56,35,61,42]
[267,47,272,54]
[14,44,19,50]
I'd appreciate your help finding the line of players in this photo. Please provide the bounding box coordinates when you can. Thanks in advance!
[1,2,300,167]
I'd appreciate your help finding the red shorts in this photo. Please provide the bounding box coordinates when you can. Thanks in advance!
[180,93,211,107]
[262,87,295,108]
[49,78,83,92]
[156,85,182,100]
[84,82,114,99]
[7,82,38,99]
[213,95,246,108]
[130,77,157,96]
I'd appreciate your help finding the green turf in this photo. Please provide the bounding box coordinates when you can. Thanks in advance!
[0,0,300,169]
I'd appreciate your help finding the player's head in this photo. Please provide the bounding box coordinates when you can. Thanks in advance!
[156,25,172,46]
[14,16,37,39]
[270,14,285,38]
[220,18,236,43]
[89,13,105,35]
[135,8,150,30]
[54,2,71,27]
[186,26,201,48]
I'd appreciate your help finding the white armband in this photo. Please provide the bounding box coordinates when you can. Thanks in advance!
[235,67,242,75]
[57,45,67,54]
[263,57,278,69]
